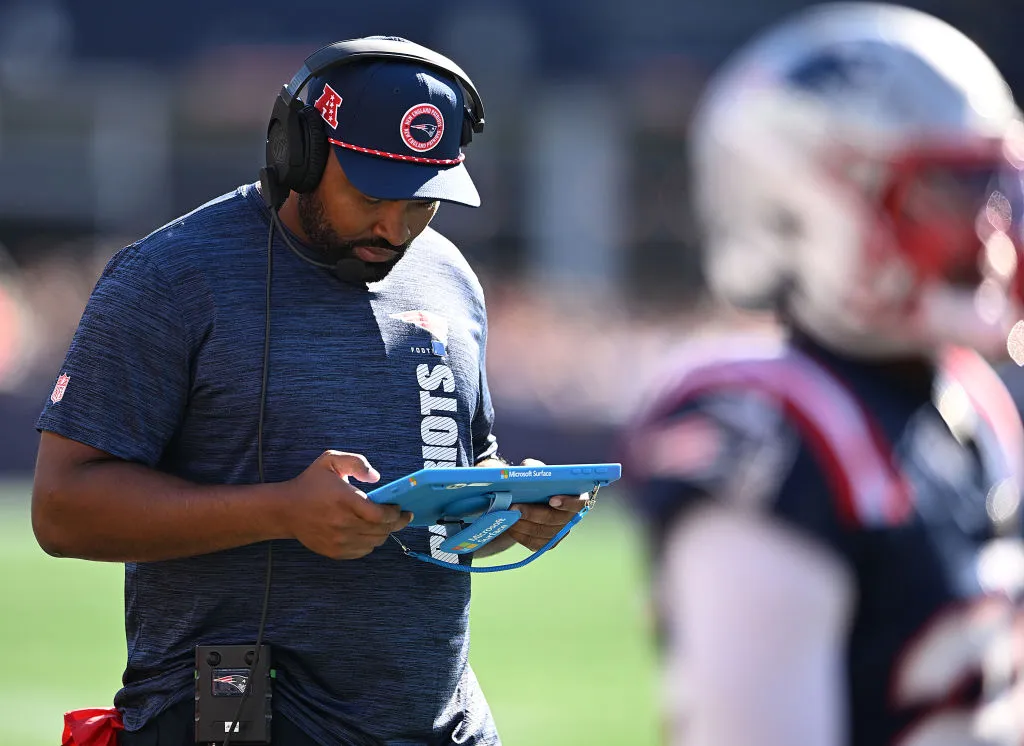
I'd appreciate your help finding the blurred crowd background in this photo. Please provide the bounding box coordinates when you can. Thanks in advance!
[1,0,1022,473]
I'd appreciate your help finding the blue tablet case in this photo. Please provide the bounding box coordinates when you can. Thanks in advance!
[367,463,620,559]
[367,463,621,528]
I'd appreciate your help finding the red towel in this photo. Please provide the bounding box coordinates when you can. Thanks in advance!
[62,707,124,746]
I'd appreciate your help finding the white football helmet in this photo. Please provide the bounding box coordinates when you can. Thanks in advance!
[690,2,1024,359]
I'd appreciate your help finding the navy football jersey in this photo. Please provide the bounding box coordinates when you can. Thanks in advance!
[624,334,1024,746]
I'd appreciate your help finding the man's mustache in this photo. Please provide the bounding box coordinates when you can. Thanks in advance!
[345,237,409,253]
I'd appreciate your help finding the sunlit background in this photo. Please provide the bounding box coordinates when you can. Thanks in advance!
[1,1,1022,744]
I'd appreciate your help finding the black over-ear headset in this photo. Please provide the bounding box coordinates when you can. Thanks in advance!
[258,37,486,212]
[218,42,485,745]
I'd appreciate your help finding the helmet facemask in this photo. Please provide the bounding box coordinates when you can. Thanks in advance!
[806,140,1024,359]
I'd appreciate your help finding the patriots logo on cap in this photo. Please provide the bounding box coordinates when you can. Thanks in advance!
[400,104,444,153]
[391,310,448,356]
[314,84,343,129]
[410,123,438,138]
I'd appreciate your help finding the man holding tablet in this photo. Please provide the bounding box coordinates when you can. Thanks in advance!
[31,35,587,746]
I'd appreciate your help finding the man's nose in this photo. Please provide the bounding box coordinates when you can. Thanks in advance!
[372,202,412,247]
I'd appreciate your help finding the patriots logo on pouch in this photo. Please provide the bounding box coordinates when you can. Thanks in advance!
[314,84,343,129]
[50,373,70,404]
[212,674,248,694]
[391,310,449,356]
[400,104,444,152]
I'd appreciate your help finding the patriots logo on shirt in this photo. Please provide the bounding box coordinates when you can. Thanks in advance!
[391,310,448,356]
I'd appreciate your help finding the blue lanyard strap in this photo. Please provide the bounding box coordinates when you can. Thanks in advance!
[390,485,600,573]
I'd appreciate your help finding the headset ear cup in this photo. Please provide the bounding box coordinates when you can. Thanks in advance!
[267,117,289,176]
[261,119,292,209]
[296,106,329,194]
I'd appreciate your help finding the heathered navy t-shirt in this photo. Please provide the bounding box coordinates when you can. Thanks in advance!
[36,183,501,746]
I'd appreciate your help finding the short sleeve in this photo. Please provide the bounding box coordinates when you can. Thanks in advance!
[35,245,191,466]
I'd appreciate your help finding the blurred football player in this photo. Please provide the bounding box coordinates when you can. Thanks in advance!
[623,4,1024,745]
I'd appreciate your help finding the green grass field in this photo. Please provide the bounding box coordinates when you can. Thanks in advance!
[0,480,660,746]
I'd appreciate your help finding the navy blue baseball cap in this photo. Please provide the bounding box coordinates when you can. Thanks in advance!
[306,55,480,207]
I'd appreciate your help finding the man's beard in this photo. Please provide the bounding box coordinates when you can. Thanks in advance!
[296,192,409,284]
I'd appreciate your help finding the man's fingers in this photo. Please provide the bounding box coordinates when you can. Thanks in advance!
[316,451,408,525]
[506,520,564,548]
[334,502,413,534]
[507,523,556,541]
[321,450,381,483]
[512,504,561,525]
[347,493,405,524]
[508,509,565,537]
[547,493,589,512]
[346,513,412,537]
[513,500,586,525]
[317,455,415,530]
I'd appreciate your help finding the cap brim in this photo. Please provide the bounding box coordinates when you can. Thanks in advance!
[333,147,481,208]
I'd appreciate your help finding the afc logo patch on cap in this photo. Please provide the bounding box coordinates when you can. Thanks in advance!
[400,104,444,152]
[314,84,343,129]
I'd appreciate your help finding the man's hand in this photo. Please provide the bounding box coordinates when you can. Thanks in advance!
[281,450,413,560]
[476,457,589,553]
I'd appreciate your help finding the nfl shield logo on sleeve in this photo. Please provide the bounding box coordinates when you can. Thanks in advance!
[50,373,70,404]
